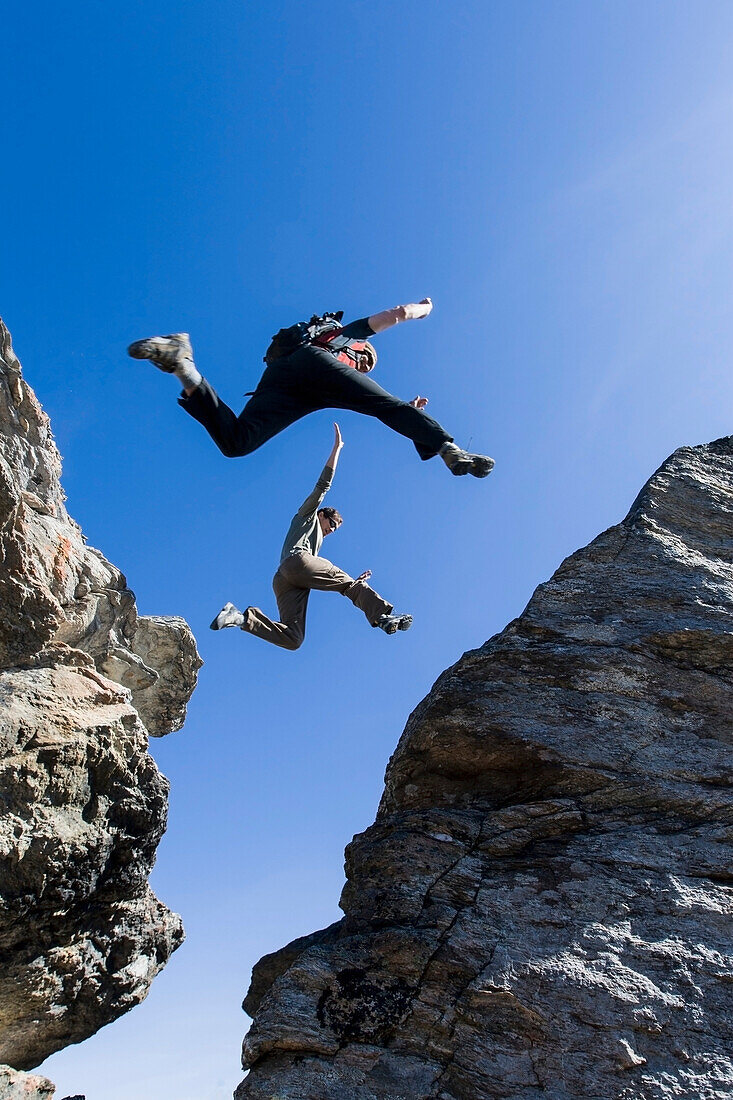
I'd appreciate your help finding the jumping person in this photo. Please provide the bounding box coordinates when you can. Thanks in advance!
[128,298,494,477]
[210,423,412,650]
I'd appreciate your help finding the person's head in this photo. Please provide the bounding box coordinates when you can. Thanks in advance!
[354,341,378,373]
[318,506,343,536]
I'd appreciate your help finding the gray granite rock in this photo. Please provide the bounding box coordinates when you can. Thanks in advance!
[237,439,733,1100]
[0,1065,54,1099]
[0,319,202,735]
[0,317,201,1071]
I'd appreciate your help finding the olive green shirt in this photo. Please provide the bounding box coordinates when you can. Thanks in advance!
[279,464,335,563]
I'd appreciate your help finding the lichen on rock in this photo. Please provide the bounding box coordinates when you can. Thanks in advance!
[0,317,202,1072]
[237,438,733,1099]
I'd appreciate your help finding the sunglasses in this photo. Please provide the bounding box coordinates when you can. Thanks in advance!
[355,354,374,373]
[327,518,339,532]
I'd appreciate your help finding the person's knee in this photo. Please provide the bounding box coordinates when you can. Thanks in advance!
[281,624,305,650]
[217,439,251,458]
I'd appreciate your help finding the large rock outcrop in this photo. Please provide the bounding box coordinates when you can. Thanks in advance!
[0,318,201,1071]
[237,438,733,1099]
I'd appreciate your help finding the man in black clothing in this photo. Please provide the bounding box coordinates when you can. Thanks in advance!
[128,298,494,477]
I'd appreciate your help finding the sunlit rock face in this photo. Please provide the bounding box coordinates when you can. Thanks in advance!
[0,317,202,1070]
[237,438,733,1100]
[0,1064,55,1099]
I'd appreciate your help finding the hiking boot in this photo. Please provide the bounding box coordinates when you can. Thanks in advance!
[439,442,495,478]
[128,332,193,373]
[376,612,413,635]
[210,602,245,630]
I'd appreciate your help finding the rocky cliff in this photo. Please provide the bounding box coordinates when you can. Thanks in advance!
[0,318,201,1073]
[237,438,733,1099]
[0,1065,54,1099]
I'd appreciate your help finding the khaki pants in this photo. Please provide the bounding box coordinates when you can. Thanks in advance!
[243,551,393,650]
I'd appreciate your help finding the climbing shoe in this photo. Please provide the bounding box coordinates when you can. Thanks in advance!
[210,602,245,630]
[376,613,413,635]
[128,332,193,373]
[439,442,495,478]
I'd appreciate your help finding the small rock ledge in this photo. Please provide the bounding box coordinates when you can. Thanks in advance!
[0,1064,54,1099]
[237,438,733,1099]
[0,317,202,1075]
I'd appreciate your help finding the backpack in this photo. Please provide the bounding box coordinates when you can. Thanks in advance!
[263,311,345,364]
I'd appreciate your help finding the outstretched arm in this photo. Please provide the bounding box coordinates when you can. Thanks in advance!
[326,421,343,473]
[296,423,343,517]
[368,297,433,334]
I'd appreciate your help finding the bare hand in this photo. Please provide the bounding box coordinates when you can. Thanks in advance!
[355,569,372,582]
[333,422,343,449]
[410,395,429,409]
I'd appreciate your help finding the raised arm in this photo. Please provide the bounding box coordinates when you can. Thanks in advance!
[367,297,433,334]
[327,421,343,473]
[296,423,343,517]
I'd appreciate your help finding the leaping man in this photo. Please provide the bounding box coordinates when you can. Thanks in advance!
[210,423,412,650]
[129,298,494,478]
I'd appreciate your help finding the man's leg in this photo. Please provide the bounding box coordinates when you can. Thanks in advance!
[129,333,314,458]
[178,380,312,458]
[297,348,493,474]
[236,572,310,650]
[280,552,395,625]
[211,587,307,649]
[311,354,452,460]
[212,555,410,647]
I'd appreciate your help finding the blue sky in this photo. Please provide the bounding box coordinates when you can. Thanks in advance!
[3,2,733,1097]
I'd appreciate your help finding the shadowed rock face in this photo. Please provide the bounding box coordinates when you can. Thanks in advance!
[237,439,733,1100]
[0,318,202,1071]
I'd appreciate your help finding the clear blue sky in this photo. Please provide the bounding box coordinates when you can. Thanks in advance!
[3,2,733,1096]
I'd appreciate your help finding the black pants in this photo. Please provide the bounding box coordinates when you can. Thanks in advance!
[178,345,452,460]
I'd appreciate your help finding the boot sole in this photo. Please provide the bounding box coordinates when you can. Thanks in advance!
[447,455,495,477]
[127,333,192,371]
[381,615,412,634]
[127,339,177,371]
[448,460,472,476]
[469,457,495,478]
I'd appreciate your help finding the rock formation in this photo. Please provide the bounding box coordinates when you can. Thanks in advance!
[0,1065,55,1100]
[237,438,733,1099]
[0,318,201,1073]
